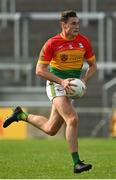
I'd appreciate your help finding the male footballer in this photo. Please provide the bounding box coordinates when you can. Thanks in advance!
[3,10,97,173]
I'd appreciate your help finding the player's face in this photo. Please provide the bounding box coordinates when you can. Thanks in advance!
[63,17,79,38]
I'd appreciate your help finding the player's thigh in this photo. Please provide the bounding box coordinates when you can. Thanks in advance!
[48,104,64,131]
[53,96,78,123]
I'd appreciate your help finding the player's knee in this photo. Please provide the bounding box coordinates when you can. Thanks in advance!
[48,130,57,136]
[67,116,78,127]
[49,131,57,136]
[47,127,57,136]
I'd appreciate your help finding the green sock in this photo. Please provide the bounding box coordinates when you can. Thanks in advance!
[17,112,29,121]
[71,152,80,166]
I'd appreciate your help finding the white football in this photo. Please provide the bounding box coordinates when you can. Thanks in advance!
[66,79,87,99]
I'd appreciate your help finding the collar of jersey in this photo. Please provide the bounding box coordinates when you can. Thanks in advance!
[60,33,78,41]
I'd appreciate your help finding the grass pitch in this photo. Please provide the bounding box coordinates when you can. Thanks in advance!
[0,138,116,179]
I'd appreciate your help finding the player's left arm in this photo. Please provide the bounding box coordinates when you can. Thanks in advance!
[81,60,97,84]
[81,37,97,84]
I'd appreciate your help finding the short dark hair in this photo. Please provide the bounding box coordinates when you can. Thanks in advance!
[60,10,77,23]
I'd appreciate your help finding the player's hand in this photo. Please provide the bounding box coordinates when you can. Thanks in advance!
[80,78,87,94]
[80,78,87,86]
[61,78,76,94]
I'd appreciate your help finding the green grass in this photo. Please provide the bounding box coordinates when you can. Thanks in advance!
[0,138,116,179]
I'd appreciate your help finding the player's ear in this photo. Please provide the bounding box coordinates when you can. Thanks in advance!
[61,21,66,29]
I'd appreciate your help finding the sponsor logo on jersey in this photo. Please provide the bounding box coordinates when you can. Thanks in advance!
[69,44,73,49]
[60,54,68,61]
[56,45,64,50]
[78,43,84,48]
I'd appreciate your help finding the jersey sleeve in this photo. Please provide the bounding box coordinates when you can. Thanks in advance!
[37,39,53,65]
[84,38,96,62]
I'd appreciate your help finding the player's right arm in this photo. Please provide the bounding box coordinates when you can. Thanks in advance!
[36,40,74,93]
[36,39,62,84]
[36,63,74,94]
[36,63,62,85]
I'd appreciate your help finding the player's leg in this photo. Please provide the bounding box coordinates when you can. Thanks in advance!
[53,96,78,152]
[53,96,92,173]
[22,81,65,134]
[27,104,64,135]
[3,104,64,136]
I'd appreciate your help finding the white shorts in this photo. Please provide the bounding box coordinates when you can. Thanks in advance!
[46,80,66,101]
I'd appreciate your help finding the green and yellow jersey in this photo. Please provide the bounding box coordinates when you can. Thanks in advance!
[38,33,96,79]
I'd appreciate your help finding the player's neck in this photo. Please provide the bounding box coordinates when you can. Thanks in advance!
[60,32,77,40]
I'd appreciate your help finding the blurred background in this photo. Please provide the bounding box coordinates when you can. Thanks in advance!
[0,0,116,139]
